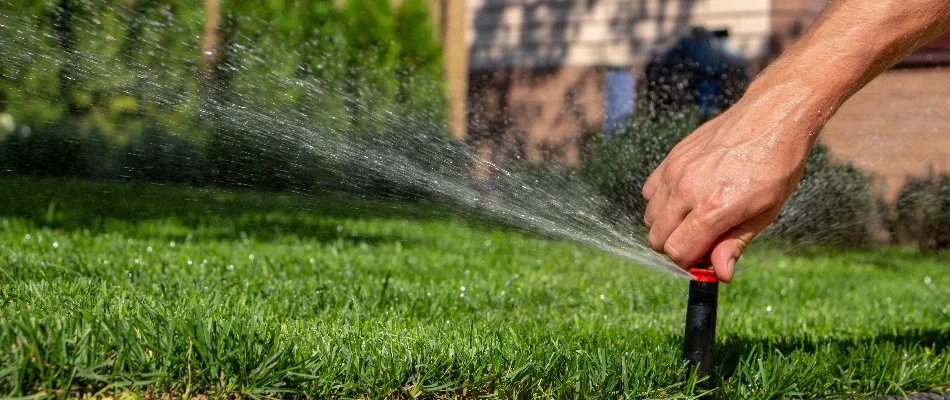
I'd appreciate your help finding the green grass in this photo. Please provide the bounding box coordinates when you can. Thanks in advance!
[0,177,947,399]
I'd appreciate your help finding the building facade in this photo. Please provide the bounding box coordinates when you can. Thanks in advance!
[459,0,950,199]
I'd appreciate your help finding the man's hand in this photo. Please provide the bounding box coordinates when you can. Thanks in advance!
[642,83,816,283]
[641,0,950,282]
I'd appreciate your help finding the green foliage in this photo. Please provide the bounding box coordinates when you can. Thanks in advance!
[0,0,451,194]
[765,144,873,246]
[0,119,104,178]
[0,0,205,128]
[0,178,948,398]
[123,123,207,184]
[393,0,446,115]
[895,174,950,251]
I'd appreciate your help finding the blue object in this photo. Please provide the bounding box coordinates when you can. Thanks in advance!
[604,68,636,133]
[697,79,720,117]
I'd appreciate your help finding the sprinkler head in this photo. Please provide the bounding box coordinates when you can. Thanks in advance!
[684,267,718,392]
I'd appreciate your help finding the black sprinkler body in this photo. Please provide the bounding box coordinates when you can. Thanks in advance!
[684,267,718,391]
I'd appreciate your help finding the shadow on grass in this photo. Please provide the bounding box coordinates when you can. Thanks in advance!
[0,176,573,246]
[749,242,950,271]
[715,326,950,379]
[0,176,455,245]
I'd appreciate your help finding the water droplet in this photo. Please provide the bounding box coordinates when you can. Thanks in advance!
[52,241,59,249]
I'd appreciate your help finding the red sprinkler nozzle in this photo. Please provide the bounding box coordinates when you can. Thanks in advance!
[690,267,718,283]
[684,266,718,393]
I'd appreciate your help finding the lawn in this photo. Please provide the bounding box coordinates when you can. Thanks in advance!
[0,177,947,399]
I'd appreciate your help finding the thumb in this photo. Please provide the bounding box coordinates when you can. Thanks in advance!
[709,223,762,283]
[709,206,780,283]
[709,234,744,283]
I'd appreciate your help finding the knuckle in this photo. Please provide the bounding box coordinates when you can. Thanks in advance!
[665,236,702,267]
[692,205,722,231]
[692,214,718,233]
[672,181,692,198]
[673,175,699,197]
[664,240,686,264]
[665,158,683,173]
[696,196,724,214]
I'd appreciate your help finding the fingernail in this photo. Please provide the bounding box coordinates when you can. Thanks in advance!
[727,257,736,273]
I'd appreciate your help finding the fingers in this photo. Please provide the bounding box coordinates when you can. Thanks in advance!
[643,172,692,255]
[662,211,728,269]
[642,186,667,229]
[642,159,666,201]
[647,199,690,254]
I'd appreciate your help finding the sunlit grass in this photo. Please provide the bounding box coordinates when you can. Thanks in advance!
[0,177,947,398]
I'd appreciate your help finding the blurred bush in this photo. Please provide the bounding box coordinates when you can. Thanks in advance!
[894,174,950,251]
[763,144,873,246]
[123,123,206,185]
[1,120,98,178]
[582,115,875,246]
[0,0,451,196]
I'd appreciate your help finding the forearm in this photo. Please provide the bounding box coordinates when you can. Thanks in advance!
[745,0,950,143]
[641,1,950,280]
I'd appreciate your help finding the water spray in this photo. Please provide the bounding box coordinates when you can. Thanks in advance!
[683,266,718,392]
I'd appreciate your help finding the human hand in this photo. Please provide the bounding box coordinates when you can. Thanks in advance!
[639,0,950,282]
[642,84,822,282]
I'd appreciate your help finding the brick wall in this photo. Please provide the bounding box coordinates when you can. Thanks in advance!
[468,0,774,70]
[820,68,950,201]
[467,66,605,165]
[463,0,950,203]
[466,0,775,163]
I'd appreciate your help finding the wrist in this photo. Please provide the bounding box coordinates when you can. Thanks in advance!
[740,49,863,146]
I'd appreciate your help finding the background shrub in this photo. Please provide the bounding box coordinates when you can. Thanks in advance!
[1,120,97,178]
[895,174,950,251]
[0,0,451,197]
[123,123,206,185]
[763,144,873,246]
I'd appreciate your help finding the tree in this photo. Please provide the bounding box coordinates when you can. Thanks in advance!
[51,0,83,117]
[393,0,446,117]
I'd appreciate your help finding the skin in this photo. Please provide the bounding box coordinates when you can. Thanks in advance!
[643,0,950,282]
